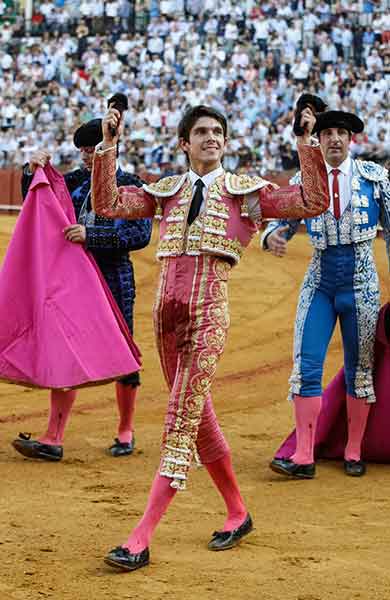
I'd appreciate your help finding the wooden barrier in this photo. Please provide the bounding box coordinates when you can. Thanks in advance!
[0,167,293,214]
[0,169,23,210]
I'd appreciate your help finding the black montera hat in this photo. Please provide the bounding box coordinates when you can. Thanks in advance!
[293,93,328,135]
[73,118,103,148]
[296,93,328,113]
[314,110,364,135]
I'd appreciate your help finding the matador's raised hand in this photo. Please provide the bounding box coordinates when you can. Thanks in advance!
[101,108,124,149]
[296,107,316,146]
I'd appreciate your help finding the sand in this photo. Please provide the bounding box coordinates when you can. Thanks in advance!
[1,215,390,600]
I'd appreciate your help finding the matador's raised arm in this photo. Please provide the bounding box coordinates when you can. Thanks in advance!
[258,144,329,220]
[91,144,156,220]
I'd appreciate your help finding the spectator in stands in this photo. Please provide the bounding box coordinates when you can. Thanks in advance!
[0,0,388,177]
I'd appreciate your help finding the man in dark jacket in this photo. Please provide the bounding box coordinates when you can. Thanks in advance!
[12,117,152,461]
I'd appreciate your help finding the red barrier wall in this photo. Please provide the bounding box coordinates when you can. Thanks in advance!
[0,169,23,208]
[0,167,295,210]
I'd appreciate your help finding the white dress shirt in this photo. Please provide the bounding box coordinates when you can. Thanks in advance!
[188,166,261,223]
[325,156,352,218]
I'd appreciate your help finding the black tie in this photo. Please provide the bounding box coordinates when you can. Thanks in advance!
[187,179,205,225]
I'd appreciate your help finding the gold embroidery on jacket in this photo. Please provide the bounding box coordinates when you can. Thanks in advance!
[201,233,244,261]
[203,214,228,235]
[226,172,269,193]
[208,198,229,218]
[294,144,329,217]
[146,175,183,194]
[165,221,184,239]
[156,175,248,264]
[158,238,183,254]
[166,206,186,222]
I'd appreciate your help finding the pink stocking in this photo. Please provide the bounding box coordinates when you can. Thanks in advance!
[116,382,137,444]
[38,389,76,445]
[205,453,248,531]
[123,470,177,553]
[291,394,322,465]
[344,394,370,461]
[197,396,247,531]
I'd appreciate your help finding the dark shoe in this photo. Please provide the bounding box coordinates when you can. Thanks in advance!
[108,436,135,457]
[104,546,149,572]
[12,433,63,462]
[269,458,315,479]
[208,514,253,551]
[344,459,366,477]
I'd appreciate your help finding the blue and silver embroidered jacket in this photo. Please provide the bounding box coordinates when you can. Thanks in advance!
[261,159,390,263]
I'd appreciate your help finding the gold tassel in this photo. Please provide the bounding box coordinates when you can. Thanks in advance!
[155,199,163,220]
[240,196,249,218]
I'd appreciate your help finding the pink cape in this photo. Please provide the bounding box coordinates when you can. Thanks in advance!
[0,164,141,389]
[275,304,390,462]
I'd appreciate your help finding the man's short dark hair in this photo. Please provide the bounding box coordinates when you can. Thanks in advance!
[178,105,228,142]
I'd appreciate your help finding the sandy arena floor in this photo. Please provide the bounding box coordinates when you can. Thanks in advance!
[1,215,390,600]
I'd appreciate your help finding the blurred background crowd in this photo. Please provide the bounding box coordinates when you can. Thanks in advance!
[0,0,389,177]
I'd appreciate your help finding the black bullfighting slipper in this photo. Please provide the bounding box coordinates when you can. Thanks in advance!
[344,459,366,477]
[208,514,253,551]
[108,436,135,457]
[12,432,63,462]
[269,458,315,479]
[104,546,150,571]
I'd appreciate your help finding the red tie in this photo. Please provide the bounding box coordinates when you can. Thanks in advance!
[331,168,341,220]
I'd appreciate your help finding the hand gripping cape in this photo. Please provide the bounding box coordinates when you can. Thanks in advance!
[0,164,141,389]
[275,303,390,462]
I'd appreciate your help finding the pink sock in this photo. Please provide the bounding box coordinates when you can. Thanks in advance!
[205,453,248,531]
[344,395,370,461]
[123,470,177,553]
[291,394,322,465]
[38,389,76,445]
[116,382,137,444]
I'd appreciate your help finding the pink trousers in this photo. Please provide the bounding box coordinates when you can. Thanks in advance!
[153,255,231,489]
